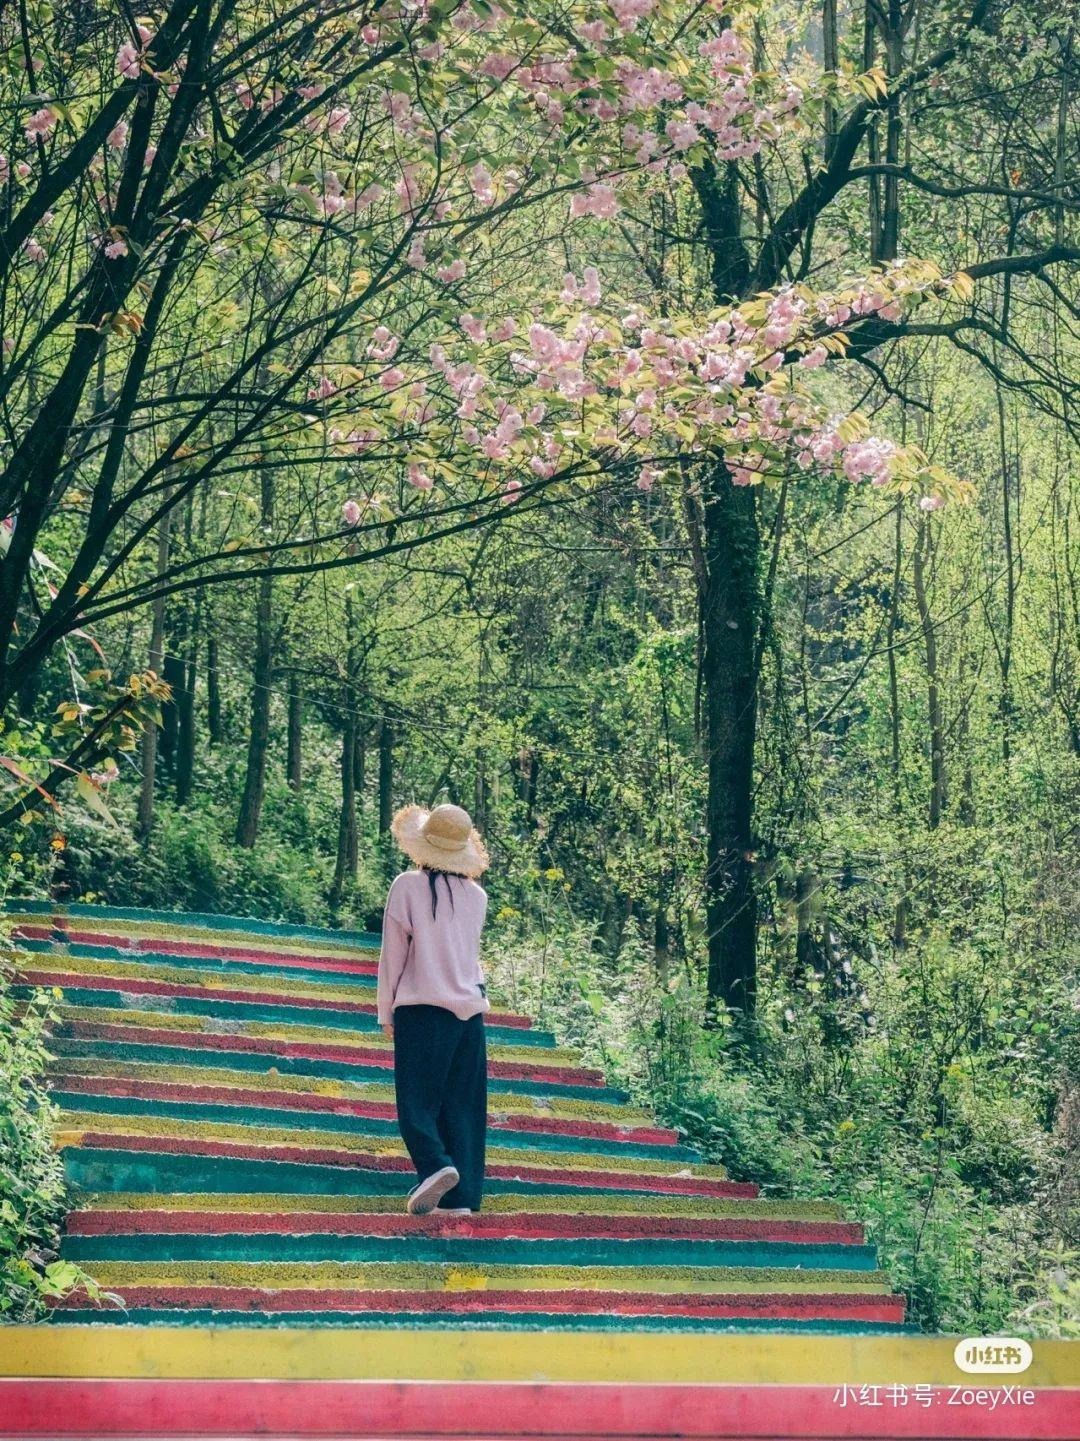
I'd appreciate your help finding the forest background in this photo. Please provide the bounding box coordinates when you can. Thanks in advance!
[0,0,1077,1334]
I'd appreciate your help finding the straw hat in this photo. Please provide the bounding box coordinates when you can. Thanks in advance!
[390,803,490,878]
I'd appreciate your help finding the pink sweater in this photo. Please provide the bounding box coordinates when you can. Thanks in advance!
[376,869,490,1026]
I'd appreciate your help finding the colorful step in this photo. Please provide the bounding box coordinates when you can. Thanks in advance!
[14,902,1074,1435]
[3,898,897,1334]
[2,1330,1078,1436]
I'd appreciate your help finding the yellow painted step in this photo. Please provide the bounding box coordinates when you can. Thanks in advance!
[75,1261,893,1295]
[55,1111,728,1179]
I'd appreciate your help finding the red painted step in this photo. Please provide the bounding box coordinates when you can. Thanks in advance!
[61,1132,759,1197]
[6,1378,1077,1440]
[65,1208,863,1245]
[51,1287,904,1321]
[50,1074,681,1145]
[25,968,530,1029]
[54,1020,604,1086]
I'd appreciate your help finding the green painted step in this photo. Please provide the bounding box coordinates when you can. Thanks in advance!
[50,1039,630,1103]
[61,1232,881,1272]
[63,1148,729,1203]
[21,985,553,1050]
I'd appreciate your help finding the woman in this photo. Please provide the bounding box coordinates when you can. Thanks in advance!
[377,803,490,1215]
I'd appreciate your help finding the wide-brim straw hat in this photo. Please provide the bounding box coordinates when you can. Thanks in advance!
[390,803,490,878]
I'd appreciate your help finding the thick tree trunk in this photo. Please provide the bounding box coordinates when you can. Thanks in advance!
[880,0,904,261]
[286,674,303,793]
[235,473,274,849]
[700,465,760,1015]
[822,0,838,161]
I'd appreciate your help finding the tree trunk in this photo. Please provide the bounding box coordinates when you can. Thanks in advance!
[235,473,274,848]
[886,504,908,945]
[378,717,395,834]
[286,673,303,793]
[913,513,946,828]
[136,512,171,840]
[700,464,760,1015]
[330,708,358,908]
[880,0,904,261]
[822,0,838,161]
[354,726,366,806]
[206,633,223,745]
[174,603,197,806]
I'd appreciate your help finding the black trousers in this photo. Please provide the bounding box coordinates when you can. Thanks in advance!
[392,1004,487,1211]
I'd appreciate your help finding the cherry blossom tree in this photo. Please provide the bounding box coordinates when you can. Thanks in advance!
[0,0,1075,1018]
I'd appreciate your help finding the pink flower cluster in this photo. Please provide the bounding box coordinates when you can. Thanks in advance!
[116,24,154,80]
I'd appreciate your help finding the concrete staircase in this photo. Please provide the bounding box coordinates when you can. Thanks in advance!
[2,900,1077,1438]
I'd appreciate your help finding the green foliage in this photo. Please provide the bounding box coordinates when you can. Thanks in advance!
[0,928,99,1319]
[488,901,1078,1337]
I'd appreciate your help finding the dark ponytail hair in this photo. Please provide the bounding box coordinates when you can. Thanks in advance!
[423,865,459,920]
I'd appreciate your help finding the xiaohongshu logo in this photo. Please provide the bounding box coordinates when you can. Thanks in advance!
[954,1338,1033,1375]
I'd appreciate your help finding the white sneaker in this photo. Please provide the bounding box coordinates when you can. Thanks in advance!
[406,1165,461,1214]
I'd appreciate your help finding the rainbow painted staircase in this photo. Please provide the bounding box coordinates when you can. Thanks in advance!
[1,901,1077,1438]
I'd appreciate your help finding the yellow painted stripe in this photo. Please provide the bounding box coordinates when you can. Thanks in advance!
[74,1261,891,1294]
[24,954,380,1005]
[74,1191,846,1221]
[6,915,371,961]
[55,1004,579,1067]
[53,1112,728,1179]
[4,1329,1078,1386]
[47,1058,653,1124]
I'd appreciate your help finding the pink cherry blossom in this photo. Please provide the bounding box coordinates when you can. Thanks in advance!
[407,463,433,490]
[459,314,487,344]
[799,345,828,370]
[919,494,945,512]
[25,107,55,140]
[342,500,362,526]
[116,43,140,79]
[103,238,128,259]
[469,162,496,205]
[107,121,128,149]
[367,327,400,361]
[570,183,618,220]
[352,183,385,210]
[406,235,427,269]
[437,258,467,283]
